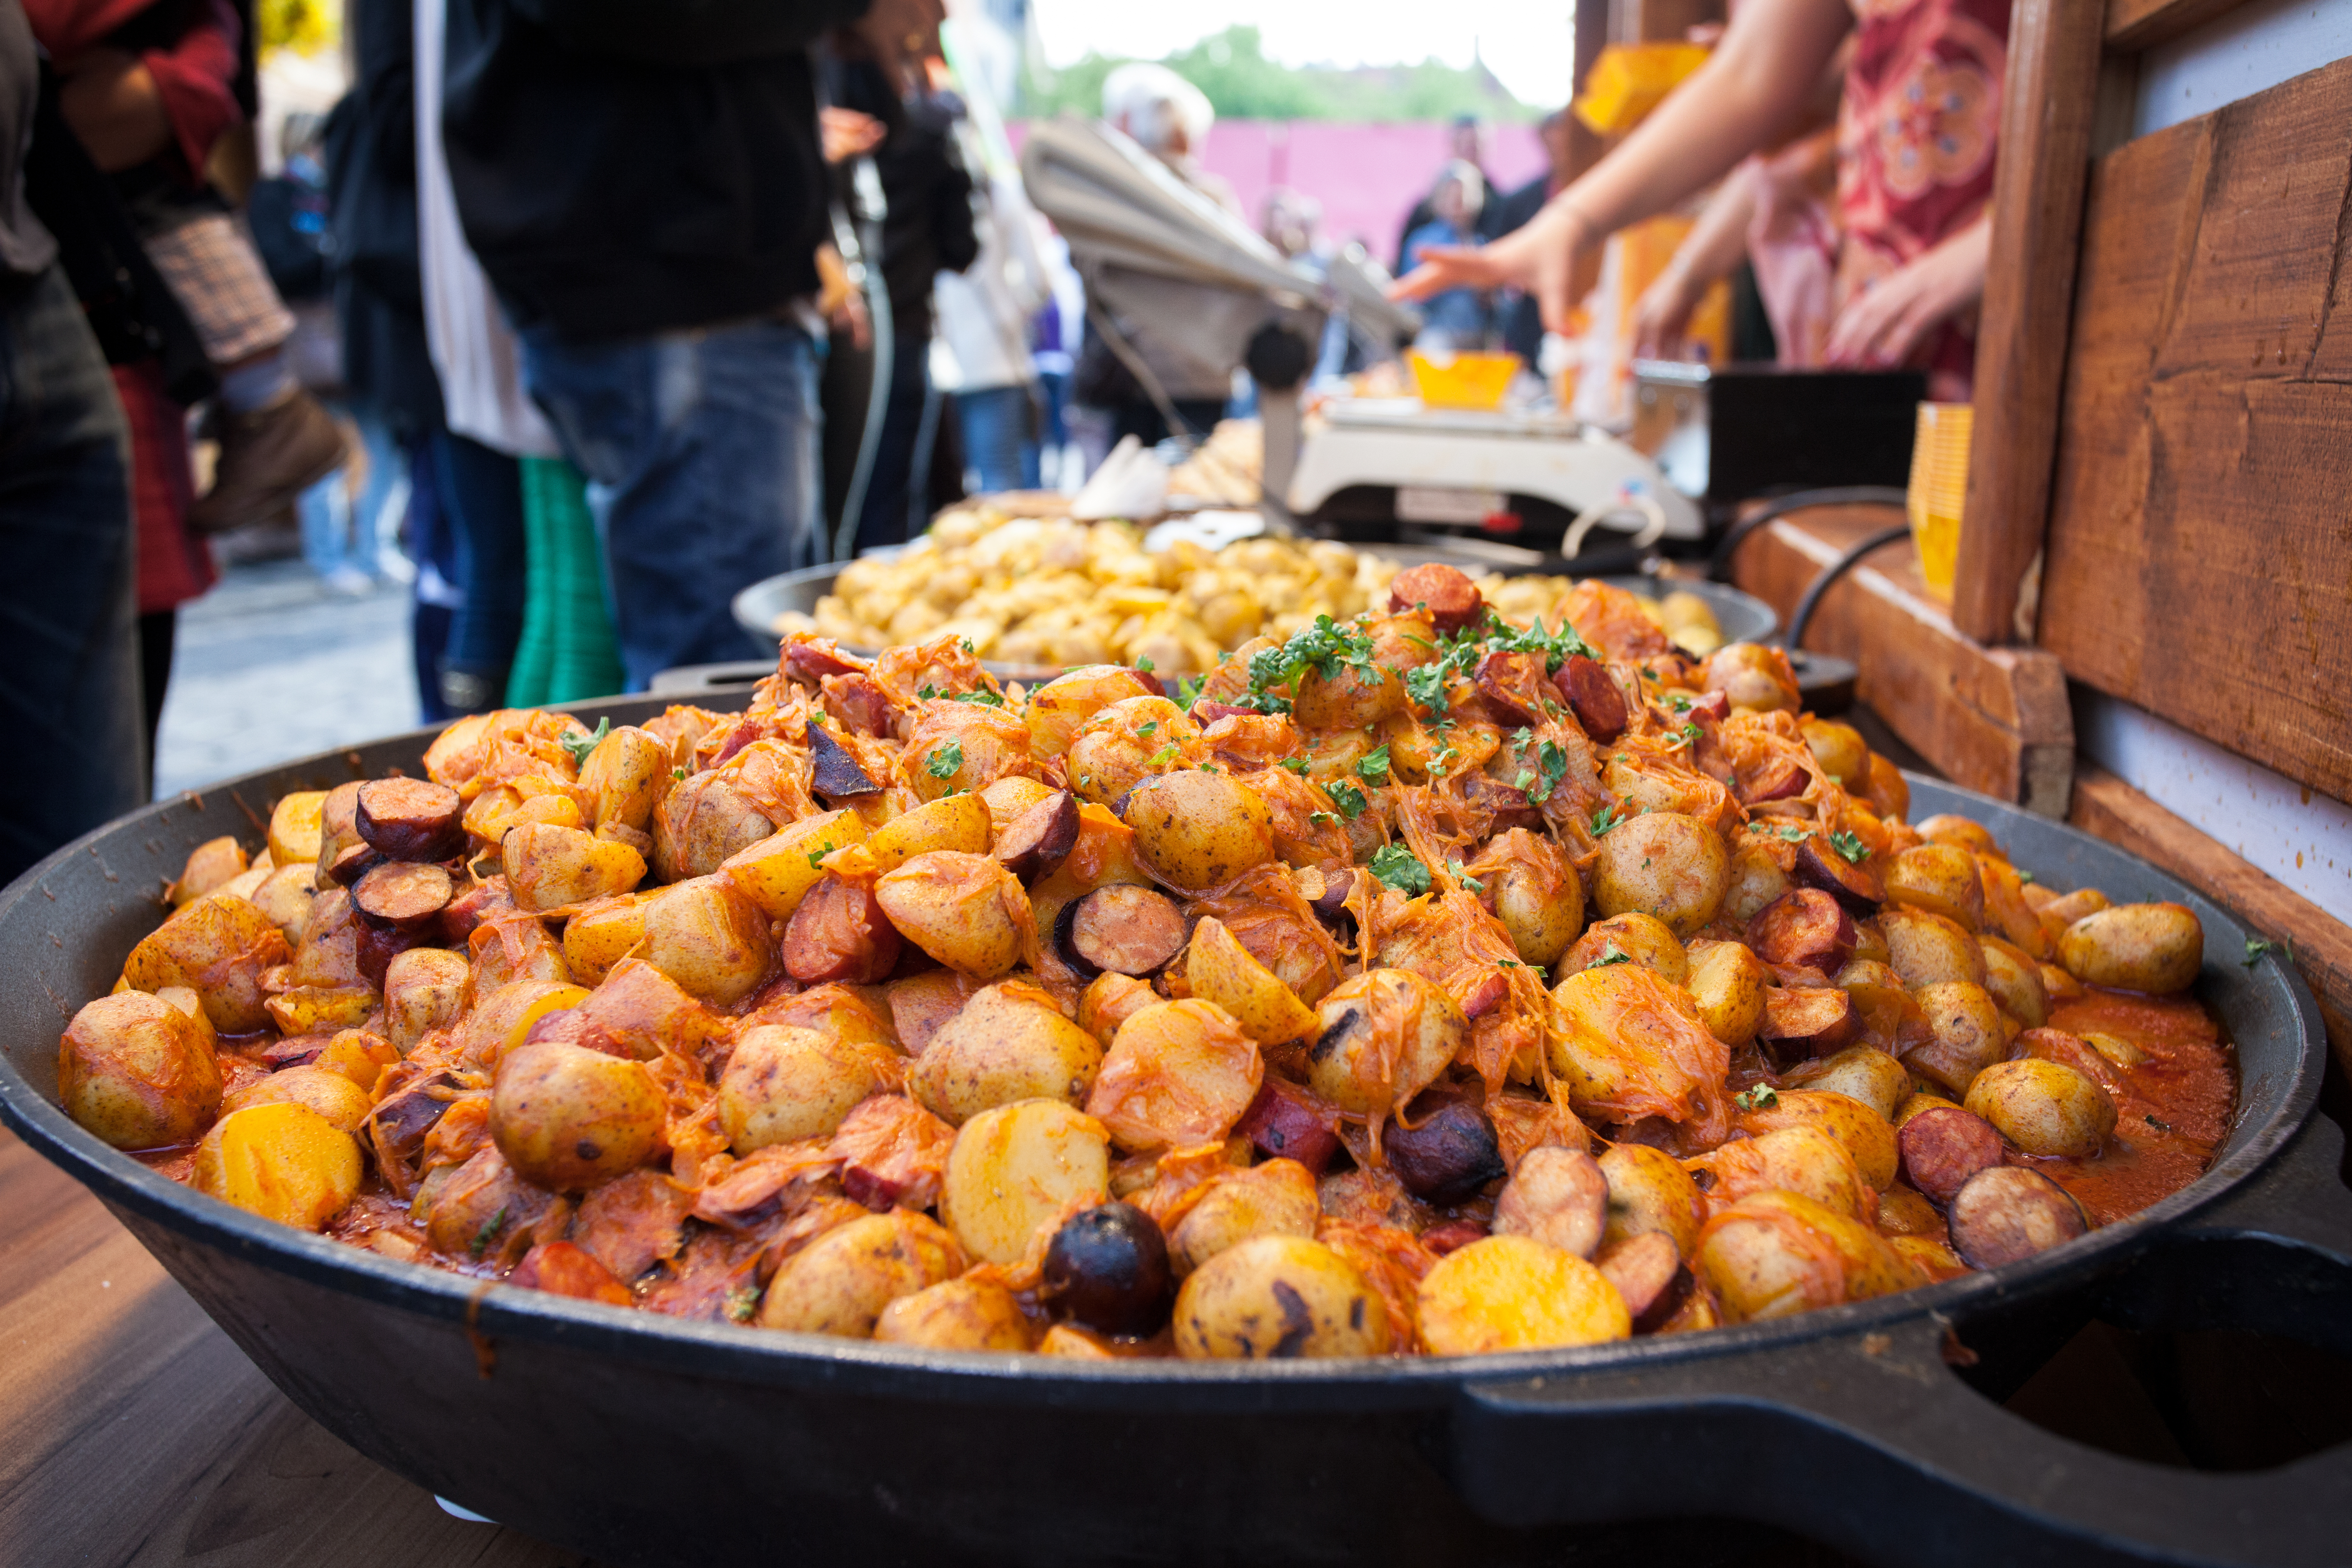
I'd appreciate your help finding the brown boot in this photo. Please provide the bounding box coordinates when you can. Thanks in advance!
[189,390,349,536]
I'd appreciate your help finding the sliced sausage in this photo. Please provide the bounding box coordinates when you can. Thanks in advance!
[1759,986,1859,1059]
[1947,1166,2090,1269]
[355,921,425,988]
[1898,1105,2007,1206]
[807,724,883,800]
[1739,754,1809,805]
[1748,888,1858,972]
[1235,1078,1341,1175]
[1473,649,1553,727]
[1491,1144,1608,1260]
[353,860,455,931]
[1419,1219,1488,1256]
[1554,654,1628,743]
[369,1072,461,1159]
[1792,837,1884,916]
[1387,562,1485,636]
[1058,885,1185,978]
[1595,1231,1685,1328]
[1385,1101,1506,1204]
[325,839,385,887]
[782,874,902,985]
[356,776,466,862]
[995,790,1080,878]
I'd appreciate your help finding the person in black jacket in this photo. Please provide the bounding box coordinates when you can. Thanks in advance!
[442,0,939,691]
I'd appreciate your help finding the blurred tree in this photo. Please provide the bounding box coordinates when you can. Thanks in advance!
[1020,26,1530,123]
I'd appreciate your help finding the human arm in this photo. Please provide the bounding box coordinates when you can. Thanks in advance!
[1392,0,1853,333]
[1630,160,1762,359]
[1822,214,1991,369]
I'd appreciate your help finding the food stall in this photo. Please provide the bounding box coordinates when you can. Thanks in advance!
[1,0,2349,1564]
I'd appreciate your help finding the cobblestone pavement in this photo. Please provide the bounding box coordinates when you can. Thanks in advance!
[152,560,420,800]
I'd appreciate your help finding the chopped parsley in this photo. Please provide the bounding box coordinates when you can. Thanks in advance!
[1733,1085,1779,1112]
[2244,936,2291,967]
[1480,611,1597,673]
[1591,945,1632,968]
[672,767,687,781]
[1136,720,1158,738]
[1679,722,1702,747]
[1308,811,1338,827]
[951,688,1005,707]
[1748,822,1808,843]
[1829,829,1870,863]
[1669,693,1693,713]
[1144,742,1181,769]
[1134,655,1154,673]
[1176,674,1204,706]
[1247,614,1380,696]
[1325,781,1369,820]
[926,741,964,779]
[1498,959,1548,978]
[560,717,609,767]
[1357,744,1392,785]
[2018,869,2035,885]
[468,1206,509,1260]
[960,637,977,653]
[1404,662,1449,712]
[723,1285,761,1323]
[806,842,834,868]
[1446,859,1485,894]
[1368,842,1432,895]
[1279,757,1310,774]
[1591,803,1623,836]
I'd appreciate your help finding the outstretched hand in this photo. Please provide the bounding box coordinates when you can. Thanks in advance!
[1389,199,1592,336]
[1823,217,1991,370]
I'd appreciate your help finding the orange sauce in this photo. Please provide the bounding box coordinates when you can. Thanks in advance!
[2040,989,2236,1227]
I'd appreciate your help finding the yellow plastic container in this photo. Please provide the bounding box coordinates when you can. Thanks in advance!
[1573,43,1712,136]
[1407,348,1523,411]
[1907,402,1972,603]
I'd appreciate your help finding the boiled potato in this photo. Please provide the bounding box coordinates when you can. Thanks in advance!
[978,775,1056,836]
[562,895,648,986]
[1689,1123,1871,1220]
[1597,1142,1708,1256]
[940,1099,1112,1266]
[1185,916,1317,1045]
[120,892,290,1034]
[1684,938,1768,1046]
[504,822,646,911]
[1306,968,1466,1117]
[720,1024,895,1151]
[1965,1057,2117,1158]
[1800,718,1868,787]
[721,809,871,918]
[1591,812,1728,937]
[758,1210,966,1337]
[637,875,771,1007]
[491,1039,667,1189]
[1065,696,1202,808]
[1086,998,1262,1151]
[222,1063,373,1136]
[383,946,472,1052]
[454,978,592,1066]
[1166,1158,1318,1276]
[1695,1191,1919,1322]
[1902,980,2007,1097]
[577,724,672,833]
[58,990,222,1150]
[266,790,328,869]
[1292,658,1403,731]
[263,985,378,1037]
[248,863,319,945]
[1915,814,1999,857]
[170,836,248,908]
[1172,1235,1390,1359]
[873,1277,1033,1350]
[193,1101,362,1230]
[1702,643,1799,714]
[1893,1091,1963,1127]
[1883,844,1984,931]
[2058,903,2202,994]
[1978,936,2049,1028]
[1548,963,1726,1134]
[874,851,1031,979]
[467,910,571,995]
[912,982,1104,1124]
[1785,1045,1909,1122]
[1480,828,1583,968]
[867,792,993,872]
[1024,666,1163,760]
[1722,841,1792,926]
[1121,771,1275,892]
[1562,912,1686,983]
[651,770,774,883]
[1736,1088,1899,1190]
[1077,972,1157,1048]
[313,1029,398,1092]
[1878,905,1989,992]
[1416,1235,1631,1355]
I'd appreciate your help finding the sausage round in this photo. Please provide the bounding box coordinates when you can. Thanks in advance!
[1060,885,1186,978]
[1386,563,1485,636]
[1896,1105,2007,1206]
[356,777,466,862]
[1947,1166,2090,1269]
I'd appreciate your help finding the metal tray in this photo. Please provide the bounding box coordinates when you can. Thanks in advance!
[0,710,2340,1567]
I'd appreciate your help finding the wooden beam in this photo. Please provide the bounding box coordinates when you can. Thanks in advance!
[1728,503,2075,813]
[1950,0,2107,645]
[2106,0,2257,54]
[2070,766,2352,1075]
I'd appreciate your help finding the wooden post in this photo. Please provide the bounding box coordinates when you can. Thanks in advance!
[1948,0,2106,644]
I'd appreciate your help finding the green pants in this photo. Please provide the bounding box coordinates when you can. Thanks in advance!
[505,457,625,707]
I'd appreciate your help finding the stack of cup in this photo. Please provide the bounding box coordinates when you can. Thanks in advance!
[1907,401,1972,603]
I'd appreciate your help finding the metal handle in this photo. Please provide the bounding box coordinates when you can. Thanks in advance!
[1450,1110,2352,1567]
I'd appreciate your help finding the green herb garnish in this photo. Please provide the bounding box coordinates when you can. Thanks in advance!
[1368,842,1432,895]
[1326,781,1369,820]
[1829,830,1870,863]
[1134,655,1154,673]
[1404,662,1449,712]
[1447,859,1484,894]
[1591,945,1631,968]
[1136,720,1158,738]
[1733,1085,1779,1112]
[1145,743,1181,769]
[672,767,687,781]
[1176,674,1204,706]
[926,741,964,779]
[560,717,609,767]
[950,688,1005,707]
[1591,804,1623,836]
[468,1206,509,1260]
[1279,757,1310,774]
[806,842,833,868]
[723,1284,761,1323]
[2244,936,2291,967]
[1357,744,1392,785]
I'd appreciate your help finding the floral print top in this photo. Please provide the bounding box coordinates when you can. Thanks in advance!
[1835,0,2012,396]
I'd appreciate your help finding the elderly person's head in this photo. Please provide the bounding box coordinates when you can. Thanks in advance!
[1104,63,1215,161]
[1430,160,1486,231]
[1261,188,1321,258]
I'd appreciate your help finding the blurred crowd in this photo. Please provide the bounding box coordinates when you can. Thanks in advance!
[0,0,2009,884]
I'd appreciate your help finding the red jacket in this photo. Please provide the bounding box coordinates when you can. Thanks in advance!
[22,0,244,182]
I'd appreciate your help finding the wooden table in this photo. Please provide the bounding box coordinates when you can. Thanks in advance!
[0,1126,596,1568]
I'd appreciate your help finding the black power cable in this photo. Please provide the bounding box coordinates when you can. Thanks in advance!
[1784,523,1913,652]
[1707,485,1908,583]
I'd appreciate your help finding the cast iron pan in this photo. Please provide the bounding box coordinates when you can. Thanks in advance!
[0,700,2342,1568]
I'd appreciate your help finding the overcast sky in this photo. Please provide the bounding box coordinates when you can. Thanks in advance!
[1026,0,1581,112]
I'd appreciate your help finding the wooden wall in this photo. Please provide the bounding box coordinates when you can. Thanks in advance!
[2037,53,2352,807]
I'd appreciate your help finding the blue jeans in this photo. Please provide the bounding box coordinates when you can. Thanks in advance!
[299,406,404,579]
[433,428,526,694]
[957,382,1040,494]
[0,266,142,879]
[520,316,819,690]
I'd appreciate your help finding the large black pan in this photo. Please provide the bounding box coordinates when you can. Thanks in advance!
[2,700,2345,1568]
